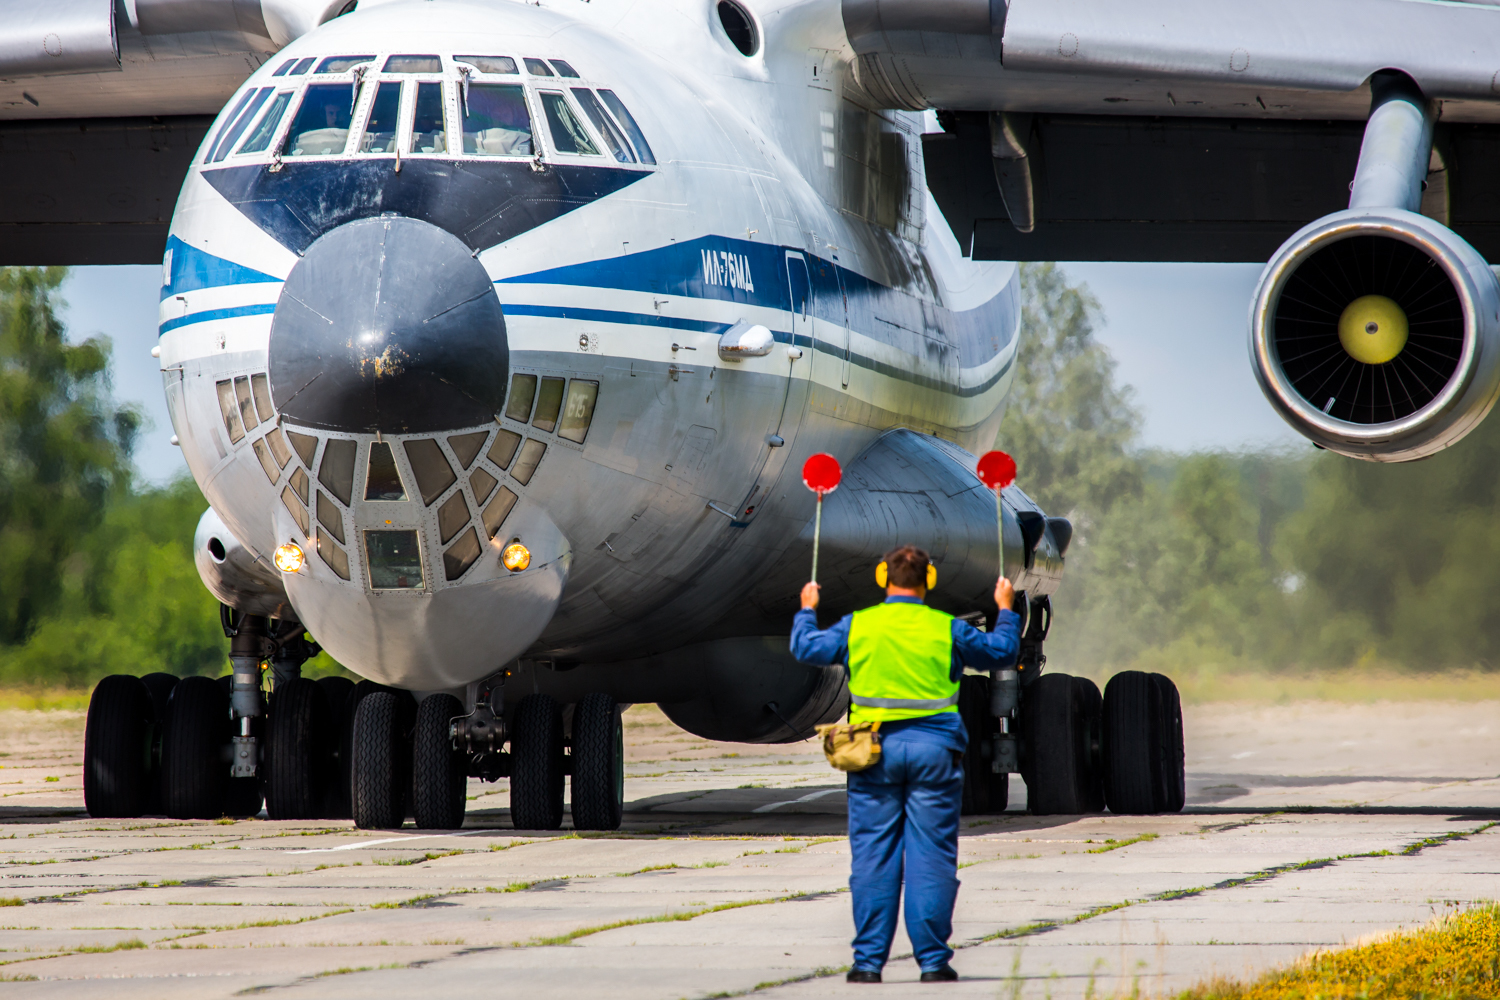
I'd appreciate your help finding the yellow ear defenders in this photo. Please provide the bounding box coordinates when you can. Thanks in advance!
[875,561,938,589]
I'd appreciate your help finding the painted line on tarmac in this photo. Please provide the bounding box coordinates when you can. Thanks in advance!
[752,788,843,813]
[287,828,497,853]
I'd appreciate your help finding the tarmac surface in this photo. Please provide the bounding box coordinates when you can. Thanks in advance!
[2,698,1499,997]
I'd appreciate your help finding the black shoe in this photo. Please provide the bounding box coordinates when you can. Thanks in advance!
[846,969,882,983]
[920,965,958,982]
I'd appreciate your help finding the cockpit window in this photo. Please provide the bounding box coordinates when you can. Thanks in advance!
[462,84,532,156]
[598,90,656,164]
[360,81,402,153]
[204,88,257,164]
[455,55,517,75]
[239,91,293,153]
[272,58,297,77]
[539,91,599,156]
[572,88,632,163]
[523,58,554,76]
[290,57,315,75]
[316,55,375,74]
[212,88,272,163]
[285,84,355,155]
[408,82,449,153]
[549,59,580,78]
[384,54,442,73]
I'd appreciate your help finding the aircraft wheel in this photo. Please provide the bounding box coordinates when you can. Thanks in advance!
[138,673,179,815]
[1020,673,1102,815]
[1103,671,1185,814]
[958,674,1009,815]
[571,693,624,831]
[412,694,467,830]
[83,675,155,818]
[265,678,334,820]
[317,677,356,819]
[162,676,231,819]
[351,690,412,829]
[1071,676,1107,813]
[509,694,564,830]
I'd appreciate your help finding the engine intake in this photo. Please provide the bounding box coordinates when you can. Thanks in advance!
[1249,208,1500,461]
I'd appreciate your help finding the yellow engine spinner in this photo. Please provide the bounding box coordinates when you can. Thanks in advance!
[1338,294,1409,365]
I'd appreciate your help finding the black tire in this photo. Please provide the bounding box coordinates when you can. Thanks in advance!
[162,676,231,820]
[351,690,412,829]
[1103,670,1185,814]
[958,674,1009,815]
[1152,673,1186,813]
[411,694,467,830]
[139,673,179,815]
[83,675,154,818]
[510,694,564,830]
[1071,676,1107,814]
[317,677,356,819]
[1020,672,1100,815]
[571,693,624,831]
[265,678,334,820]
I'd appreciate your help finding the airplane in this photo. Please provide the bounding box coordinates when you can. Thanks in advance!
[14,0,1490,830]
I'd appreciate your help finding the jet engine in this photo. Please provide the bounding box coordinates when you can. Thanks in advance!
[1250,209,1500,462]
[1250,72,1500,462]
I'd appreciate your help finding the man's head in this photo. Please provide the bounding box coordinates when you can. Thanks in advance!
[879,545,932,596]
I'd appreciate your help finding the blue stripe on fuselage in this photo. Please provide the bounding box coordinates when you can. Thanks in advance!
[161,236,280,302]
[497,235,1017,372]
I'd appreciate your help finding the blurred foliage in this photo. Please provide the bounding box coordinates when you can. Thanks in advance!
[0,269,346,688]
[1178,903,1500,999]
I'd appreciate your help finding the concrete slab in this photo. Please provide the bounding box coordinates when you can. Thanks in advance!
[2,702,1499,997]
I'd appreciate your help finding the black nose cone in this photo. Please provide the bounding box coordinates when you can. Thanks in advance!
[269,216,508,434]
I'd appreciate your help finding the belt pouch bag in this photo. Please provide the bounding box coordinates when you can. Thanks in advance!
[816,720,881,772]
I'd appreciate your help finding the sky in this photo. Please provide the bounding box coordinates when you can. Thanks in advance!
[57,260,1302,485]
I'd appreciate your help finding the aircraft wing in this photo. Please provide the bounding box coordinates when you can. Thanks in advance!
[844,0,1500,261]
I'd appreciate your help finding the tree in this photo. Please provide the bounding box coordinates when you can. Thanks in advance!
[0,268,140,645]
[997,263,1144,522]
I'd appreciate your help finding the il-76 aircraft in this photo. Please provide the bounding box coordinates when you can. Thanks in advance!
[4,0,1495,828]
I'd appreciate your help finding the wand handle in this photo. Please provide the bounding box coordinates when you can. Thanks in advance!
[811,493,824,584]
[996,488,1004,578]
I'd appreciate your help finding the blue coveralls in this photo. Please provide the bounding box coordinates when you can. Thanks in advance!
[791,597,1021,973]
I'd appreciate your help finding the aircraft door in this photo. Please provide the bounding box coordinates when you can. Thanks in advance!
[727,252,814,524]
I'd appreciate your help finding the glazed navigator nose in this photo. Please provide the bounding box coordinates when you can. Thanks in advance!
[268,216,509,434]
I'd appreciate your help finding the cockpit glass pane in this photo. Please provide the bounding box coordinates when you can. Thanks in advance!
[408,82,449,153]
[462,84,532,156]
[598,90,655,164]
[364,529,424,590]
[285,84,355,156]
[316,55,375,74]
[455,55,517,75]
[539,92,599,156]
[549,59,580,77]
[204,89,256,164]
[290,57,315,75]
[239,91,293,153]
[365,441,408,501]
[360,81,402,153]
[572,88,632,163]
[383,54,442,72]
[272,58,296,77]
[523,58,553,76]
[213,88,272,162]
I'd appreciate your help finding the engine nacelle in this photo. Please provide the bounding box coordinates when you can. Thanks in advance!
[1250,208,1500,462]
[193,507,295,620]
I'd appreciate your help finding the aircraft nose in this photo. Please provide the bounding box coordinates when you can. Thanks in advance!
[268,216,508,434]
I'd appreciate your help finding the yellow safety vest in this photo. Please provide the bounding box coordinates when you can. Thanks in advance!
[847,601,959,724]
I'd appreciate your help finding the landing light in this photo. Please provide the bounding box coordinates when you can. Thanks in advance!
[501,542,531,572]
[274,542,305,573]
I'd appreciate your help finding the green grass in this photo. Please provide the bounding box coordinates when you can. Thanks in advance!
[1085,833,1159,854]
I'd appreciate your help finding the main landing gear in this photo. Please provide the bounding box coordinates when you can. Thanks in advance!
[83,608,342,820]
[955,598,1185,817]
[347,681,627,832]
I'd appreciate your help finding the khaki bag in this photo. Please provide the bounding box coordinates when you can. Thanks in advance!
[816,720,882,772]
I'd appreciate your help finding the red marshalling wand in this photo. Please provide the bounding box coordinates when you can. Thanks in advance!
[976,450,1017,578]
[801,453,843,584]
